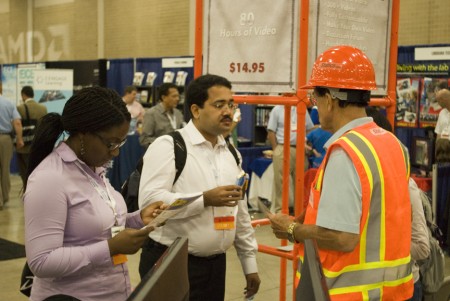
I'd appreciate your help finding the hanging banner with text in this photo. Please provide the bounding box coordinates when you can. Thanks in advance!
[33,69,73,114]
[308,0,392,96]
[203,0,299,93]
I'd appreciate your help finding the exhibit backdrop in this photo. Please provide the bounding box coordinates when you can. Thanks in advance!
[33,69,73,113]
[203,0,299,93]
[204,0,392,96]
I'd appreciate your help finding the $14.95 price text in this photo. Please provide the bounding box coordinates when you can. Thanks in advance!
[229,62,265,73]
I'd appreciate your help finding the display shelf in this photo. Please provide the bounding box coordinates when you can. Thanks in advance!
[253,105,273,145]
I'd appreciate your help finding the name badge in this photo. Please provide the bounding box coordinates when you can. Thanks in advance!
[214,216,235,230]
[111,226,128,265]
[213,207,236,230]
[112,254,128,265]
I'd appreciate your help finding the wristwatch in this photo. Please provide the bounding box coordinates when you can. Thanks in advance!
[287,222,298,243]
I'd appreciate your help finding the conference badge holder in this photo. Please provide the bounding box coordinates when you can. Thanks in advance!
[111,225,128,265]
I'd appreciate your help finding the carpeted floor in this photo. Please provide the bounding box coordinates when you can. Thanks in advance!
[0,238,26,261]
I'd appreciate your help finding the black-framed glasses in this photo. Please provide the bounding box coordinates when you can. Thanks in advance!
[210,101,237,112]
[92,132,127,151]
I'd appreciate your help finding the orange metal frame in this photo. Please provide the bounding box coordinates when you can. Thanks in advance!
[194,0,400,300]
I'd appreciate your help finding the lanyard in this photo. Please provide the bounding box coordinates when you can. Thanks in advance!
[74,161,119,225]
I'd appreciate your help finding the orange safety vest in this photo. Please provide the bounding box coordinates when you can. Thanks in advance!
[296,122,413,301]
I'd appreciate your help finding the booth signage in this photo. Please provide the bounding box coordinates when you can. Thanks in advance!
[203,0,299,93]
[308,0,392,96]
[33,69,73,114]
[415,47,450,61]
[162,58,194,68]
[17,63,46,105]
[1,64,17,104]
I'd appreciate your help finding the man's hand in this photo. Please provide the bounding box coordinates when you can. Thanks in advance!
[267,212,295,240]
[203,185,242,207]
[244,273,261,299]
[16,138,24,149]
[140,201,167,226]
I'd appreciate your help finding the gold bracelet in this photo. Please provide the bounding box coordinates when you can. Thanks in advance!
[287,222,298,243]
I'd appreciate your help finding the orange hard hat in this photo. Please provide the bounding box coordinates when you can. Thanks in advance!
[302,45,376,91]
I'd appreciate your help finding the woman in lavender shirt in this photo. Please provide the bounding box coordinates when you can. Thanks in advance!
[24,87,164,301]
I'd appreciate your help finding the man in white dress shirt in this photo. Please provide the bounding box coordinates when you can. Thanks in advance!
[138,74,260,301]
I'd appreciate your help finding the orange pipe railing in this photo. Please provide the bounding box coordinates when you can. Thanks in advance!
[194,1,401,300]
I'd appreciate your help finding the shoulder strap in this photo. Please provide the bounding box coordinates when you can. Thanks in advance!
[24,104,31,120]
[225,137,240,166]
[168,132,240,185]
[167,131,187,185]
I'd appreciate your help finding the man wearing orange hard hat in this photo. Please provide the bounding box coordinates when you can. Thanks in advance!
[268,45,413,300]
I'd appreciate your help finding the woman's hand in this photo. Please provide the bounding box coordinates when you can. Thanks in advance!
[140,201,167,225]
[108,227,153,256]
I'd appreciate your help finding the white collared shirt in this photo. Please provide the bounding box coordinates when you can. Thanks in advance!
[139,120,258,274]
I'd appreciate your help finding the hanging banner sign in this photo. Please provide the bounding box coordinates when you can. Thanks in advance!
[308,0,392,96]
[33,69,73,114]
[203,0,299,93]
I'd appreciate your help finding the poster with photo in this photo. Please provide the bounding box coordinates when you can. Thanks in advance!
[33,69,73,114]
[395,78,420,128]
[419,78,448,128]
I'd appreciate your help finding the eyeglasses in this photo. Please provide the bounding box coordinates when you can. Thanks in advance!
[210,101,237,111]
[92,132,127,151]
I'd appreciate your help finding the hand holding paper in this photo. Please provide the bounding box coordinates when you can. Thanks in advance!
[140,201,167,226]
[141,194,201,229]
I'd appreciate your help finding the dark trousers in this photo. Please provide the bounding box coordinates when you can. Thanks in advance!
[140,239,226,301]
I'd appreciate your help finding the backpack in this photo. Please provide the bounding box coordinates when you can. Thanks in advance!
[418,190,445,294]
[121,131,240,213]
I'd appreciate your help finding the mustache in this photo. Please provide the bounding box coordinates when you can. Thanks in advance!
[221,116,232,122]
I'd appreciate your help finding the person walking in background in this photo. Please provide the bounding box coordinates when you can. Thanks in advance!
[24,87,165,301]
[139,83,184,148]
[268,46,413,300]
[138,74,260,301]
[0,94,23,210]
[267,105,315,213]
[123,86,145,133]
[16,86,47,187]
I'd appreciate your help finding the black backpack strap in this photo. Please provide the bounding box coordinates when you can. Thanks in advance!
[225,137,240,166]
[24,104,31,120]
[167,131,187,185]
[121,157,144,213]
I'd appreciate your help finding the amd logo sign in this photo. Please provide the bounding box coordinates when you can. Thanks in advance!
[0,24,70,64]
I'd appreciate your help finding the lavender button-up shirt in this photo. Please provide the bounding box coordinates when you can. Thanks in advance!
[24,142,144,301]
